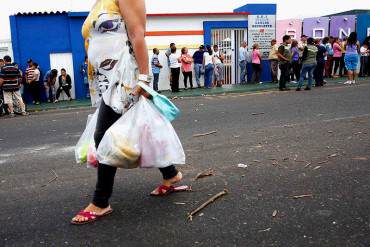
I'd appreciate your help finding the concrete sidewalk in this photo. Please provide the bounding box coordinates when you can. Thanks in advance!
[26,76,370,112]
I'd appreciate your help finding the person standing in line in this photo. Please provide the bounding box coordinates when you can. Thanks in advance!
[44,69,58,103]
[55,68,72,102]
[296,37,318,91]
[0,56,28,117]
[268,39,279,83]
[29,62,41,105]
[169,45,181,92]
[180,47,193,90]
[290,40,300,83]
[213,45,225,87]
[81,56,90,98]
[192,45,205,88]
[344,32,360,85]
[277,35,292,91]
[251,43,262,84]
[359,42,369,77]
[25,60,35,104]
[314,39,327,87]
[332,38,342,78]
[323,37,334,78]
[298,35,308,69]
[203,45,215,89]
[165,43,176,85]
[339,37,347,77]
[151,48,162,92]
[239,41,248,84]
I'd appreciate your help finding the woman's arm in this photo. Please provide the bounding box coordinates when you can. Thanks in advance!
[67,75,72,86]
[118,0,148,75]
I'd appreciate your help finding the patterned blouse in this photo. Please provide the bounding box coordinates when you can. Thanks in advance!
[82,0,139,114]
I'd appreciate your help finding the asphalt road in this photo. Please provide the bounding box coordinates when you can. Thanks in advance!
[1,83,370,247]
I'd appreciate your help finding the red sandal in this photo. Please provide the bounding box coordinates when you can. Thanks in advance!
[71,208,113,225]
[150,185,191,196]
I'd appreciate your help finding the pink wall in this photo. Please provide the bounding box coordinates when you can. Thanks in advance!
[277,19,302,43]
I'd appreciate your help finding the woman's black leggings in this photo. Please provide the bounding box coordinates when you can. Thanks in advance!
[332,57,341,75]
[56,86,71,99]
[183,71,193,89]
[92,100,178,208]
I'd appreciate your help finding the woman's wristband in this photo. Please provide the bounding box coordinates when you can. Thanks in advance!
[138,74,152,83]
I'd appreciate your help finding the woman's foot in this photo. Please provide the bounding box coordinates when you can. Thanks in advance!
[150,172,183,195]
[71,203,112,224]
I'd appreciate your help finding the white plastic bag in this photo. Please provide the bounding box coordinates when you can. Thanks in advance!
[75,108,99,168]
[97,96,185,169]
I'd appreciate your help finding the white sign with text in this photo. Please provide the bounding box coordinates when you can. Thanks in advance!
[248,15,276,59]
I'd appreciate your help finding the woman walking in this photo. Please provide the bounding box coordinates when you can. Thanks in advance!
[72,0,185,225]
[251,43,262,84]
[180,47,194,89]
[344,32,360,85]
[203,45,215,89]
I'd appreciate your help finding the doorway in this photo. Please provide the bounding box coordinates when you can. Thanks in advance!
[49,53,75,99]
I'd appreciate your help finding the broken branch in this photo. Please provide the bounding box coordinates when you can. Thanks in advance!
[194,169,214,180]
[193,130,217,138]
[187,189,228,221]
[41,169,58,187]
[291,194,313,199]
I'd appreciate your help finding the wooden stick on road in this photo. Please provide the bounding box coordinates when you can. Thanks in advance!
[187,189,228,221]
[193,130,217,138]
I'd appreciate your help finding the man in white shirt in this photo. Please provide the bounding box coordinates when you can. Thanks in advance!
[239,41,248,84]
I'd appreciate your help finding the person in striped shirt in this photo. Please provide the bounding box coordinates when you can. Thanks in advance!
[0,56,28,117]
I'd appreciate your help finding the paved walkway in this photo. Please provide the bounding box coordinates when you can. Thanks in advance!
[26,77,370,112]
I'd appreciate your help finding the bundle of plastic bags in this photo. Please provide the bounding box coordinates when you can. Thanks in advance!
[75,109,99,168]
[97,96,185,169]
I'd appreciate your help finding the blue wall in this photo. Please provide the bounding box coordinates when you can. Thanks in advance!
[10,13,86,102]
[234,4,277,15]
[357,14,370,44]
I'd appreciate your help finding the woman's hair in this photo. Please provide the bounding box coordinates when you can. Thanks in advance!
[347,32,357,46]
[252,43,259,50]
[322,37,329,44]
[283,35,291,42]
[171,47,176,53]
[206,45,213,55]
[181,47,187,54]
[307,37,315,45]
[61,68,66,72]
[333,37,339,43]
[291,40,298,48]
[271,39,277,44]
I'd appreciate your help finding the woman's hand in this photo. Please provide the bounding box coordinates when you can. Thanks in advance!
[131,81,151,98]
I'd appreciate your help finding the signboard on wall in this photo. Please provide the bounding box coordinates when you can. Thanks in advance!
[303,17,330,39]
[248,15,276,59]
[330,15,356,39]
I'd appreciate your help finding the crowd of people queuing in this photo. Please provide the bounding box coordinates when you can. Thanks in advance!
[152,33,370,93]
[0,57,77,117]
[268,32,370,91]
[152,43,225,93]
